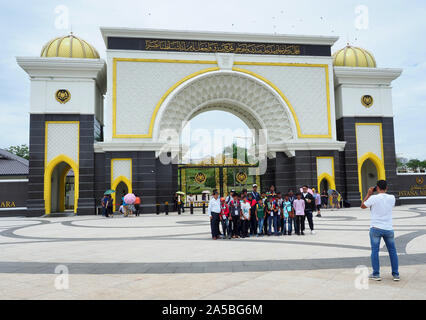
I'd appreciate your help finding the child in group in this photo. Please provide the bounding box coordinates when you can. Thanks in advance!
[219,197,231,239]
[247,193,257,236]
[255,198,265,237]
[260,192,266,204]
[266,196,278,236]
[283,194,294,235]
[240,195,251,238]
[229,193,241,238]
[293,192,306,235]
[315,193,322,218]
[313,188,322,217]
[261,192,268,235]
[276,192,284,235]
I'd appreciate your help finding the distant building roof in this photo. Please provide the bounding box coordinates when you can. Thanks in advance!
[0,148,29,176]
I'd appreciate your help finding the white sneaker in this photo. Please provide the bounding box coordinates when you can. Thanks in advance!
[311,230,316,234]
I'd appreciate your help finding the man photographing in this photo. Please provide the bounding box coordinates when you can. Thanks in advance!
[361,180,400,281]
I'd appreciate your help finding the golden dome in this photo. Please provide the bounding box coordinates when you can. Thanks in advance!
[40,33,100,59]
[332,45,376,68]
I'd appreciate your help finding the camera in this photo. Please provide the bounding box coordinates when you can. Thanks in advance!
[373,186,377,192]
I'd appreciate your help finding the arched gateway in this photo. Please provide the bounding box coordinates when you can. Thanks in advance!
[155,70,296,144]
[17,28,402,216]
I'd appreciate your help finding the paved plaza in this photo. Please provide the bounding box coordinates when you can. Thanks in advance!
[0,205,425,300]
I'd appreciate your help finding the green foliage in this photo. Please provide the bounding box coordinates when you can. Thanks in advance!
[223,143,255,164]
[6,144,29,160]
[204,174,216,188]
[397,158,426,172]
[406,159,422,170]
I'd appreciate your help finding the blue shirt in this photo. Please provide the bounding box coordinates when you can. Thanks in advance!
[283,201,292,218]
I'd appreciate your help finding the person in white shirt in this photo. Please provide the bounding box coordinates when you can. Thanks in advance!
[208,190,221,240]
[186,193,195,205]
[361,180,399,281]
[240,196,251,238]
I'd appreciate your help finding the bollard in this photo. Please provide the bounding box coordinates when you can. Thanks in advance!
[202,201,206,214]
[178,202,181,215]
[190,202,194,215]
[165,201,169,215]
[156,204,160,215]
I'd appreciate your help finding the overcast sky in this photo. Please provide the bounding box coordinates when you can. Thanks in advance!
[1,0,425,159]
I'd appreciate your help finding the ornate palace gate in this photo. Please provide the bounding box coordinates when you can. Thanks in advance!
[179,162,260,199]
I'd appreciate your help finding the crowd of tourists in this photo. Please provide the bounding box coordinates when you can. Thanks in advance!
[208,184,325,240]
[100,193,142,217]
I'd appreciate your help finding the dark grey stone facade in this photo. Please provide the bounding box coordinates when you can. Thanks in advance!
[0,181,28,217]
[15,113,410,217]
[27,114,95,217]
[262,151,341,195]
[336,116,398,206]
[395,174,426,205]
[94,151,178,214]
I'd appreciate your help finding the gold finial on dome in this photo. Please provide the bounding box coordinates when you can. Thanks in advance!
[332,45,376,68]
[40,33,100,59]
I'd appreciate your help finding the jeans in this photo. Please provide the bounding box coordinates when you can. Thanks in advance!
[210,212,220,238]
[221,217,230,238]
[264,215,268,234]
[268,215,278,235]
[369,227,399,277]
[283,217,293,234]
[258,218,264,235]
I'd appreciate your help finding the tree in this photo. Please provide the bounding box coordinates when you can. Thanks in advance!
[406,159,422,172]
[6,144,29,160]
[204,174,216,188]
[223,143,254,164]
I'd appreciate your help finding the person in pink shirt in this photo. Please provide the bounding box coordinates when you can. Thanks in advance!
[293,192,306,235]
